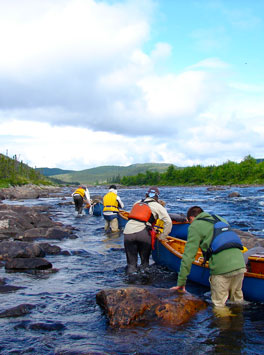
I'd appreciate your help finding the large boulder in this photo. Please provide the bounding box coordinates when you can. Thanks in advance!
[96,286,207,328]
[38,243,62,255]
[234,229,264,249]
[5,257,52,270]
[0,241,45,260]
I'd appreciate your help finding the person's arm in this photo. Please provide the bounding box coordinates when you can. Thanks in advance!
[84,189,91,205]
[117,196,124,209]
[172,224,201,288]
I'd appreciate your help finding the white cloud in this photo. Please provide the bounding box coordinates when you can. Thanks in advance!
[0,0,264,169]
[150,42,172,60]
[189,57,230,70]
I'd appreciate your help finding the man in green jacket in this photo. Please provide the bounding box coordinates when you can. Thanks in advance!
[171,206,246,307]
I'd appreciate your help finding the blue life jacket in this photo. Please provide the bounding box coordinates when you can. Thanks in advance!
[197,214,243,263]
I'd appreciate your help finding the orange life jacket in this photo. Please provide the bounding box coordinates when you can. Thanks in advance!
[128,200,155,224]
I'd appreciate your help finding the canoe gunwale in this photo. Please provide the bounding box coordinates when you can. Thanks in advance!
[157,235,264,280]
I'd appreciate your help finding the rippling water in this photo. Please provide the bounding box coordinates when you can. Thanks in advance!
[1,186,264,354]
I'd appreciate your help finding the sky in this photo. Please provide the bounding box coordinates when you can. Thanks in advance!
[0,0,264,171]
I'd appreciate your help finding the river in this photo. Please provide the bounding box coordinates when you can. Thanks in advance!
[1,186,264,354]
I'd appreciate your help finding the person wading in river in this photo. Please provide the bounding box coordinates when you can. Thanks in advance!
[124,187,172,274]
[103,185,124,233]
[72,185,91,216]
[171,206,246,308]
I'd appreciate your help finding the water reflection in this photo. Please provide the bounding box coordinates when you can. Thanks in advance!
[208,305,245,354]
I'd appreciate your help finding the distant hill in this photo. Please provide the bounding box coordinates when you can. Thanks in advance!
[36,167,75,176]
[39,163,174,185]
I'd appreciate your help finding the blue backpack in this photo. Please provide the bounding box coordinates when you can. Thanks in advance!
[197,214,243,263]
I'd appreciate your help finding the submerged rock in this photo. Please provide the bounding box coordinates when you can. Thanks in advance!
[5,257,52,271]
[228,191,241,198]
[0,278,23,293]
[0,304,35,318]
[29,321,66,331]
[96,286,207,328]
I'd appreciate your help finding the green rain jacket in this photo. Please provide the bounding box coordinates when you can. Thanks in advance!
[177,212,246,287]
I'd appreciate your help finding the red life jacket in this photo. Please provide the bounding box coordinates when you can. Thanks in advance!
[128,200,155,224]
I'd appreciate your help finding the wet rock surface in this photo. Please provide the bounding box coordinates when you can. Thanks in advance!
[5,257,53,271]
[234,229,264,249]
[0,241,45,260]
[0,304,36,318]
[228,191,241,198]
[0,189,76,273]
[96,286,207,327]
[0,203,74,240]
[0,278,23,293]
[0,185,62,200]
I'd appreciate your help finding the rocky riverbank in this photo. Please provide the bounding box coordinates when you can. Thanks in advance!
[0,185,78,317]
[0,184,63,200]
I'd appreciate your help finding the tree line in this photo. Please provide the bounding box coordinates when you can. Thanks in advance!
[0,154,51,187]
[119,156,264,186]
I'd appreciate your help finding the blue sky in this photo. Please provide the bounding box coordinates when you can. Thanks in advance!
[0,0,263,170]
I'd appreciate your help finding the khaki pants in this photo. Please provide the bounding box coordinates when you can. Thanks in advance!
[209,269,245,307]
[104,218,119,233]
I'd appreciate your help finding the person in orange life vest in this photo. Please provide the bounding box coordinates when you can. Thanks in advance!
[103,185,124,233]
[123,187,172,274]
[72,185,91,215]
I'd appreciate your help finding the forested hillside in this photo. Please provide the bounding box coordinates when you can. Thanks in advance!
[120,156,264,186]
[47,163,172,185]
[36,167,75,176]
[0,154,52,187]
[3,154,263,188]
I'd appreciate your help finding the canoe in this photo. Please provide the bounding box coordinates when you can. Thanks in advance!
[152,234,264,303]
[118,210,129,229]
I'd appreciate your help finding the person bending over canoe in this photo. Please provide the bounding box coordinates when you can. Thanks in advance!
[72,185,91,216]
[103,185,124,233]
[171,206,246,308]
[124,187,172,274]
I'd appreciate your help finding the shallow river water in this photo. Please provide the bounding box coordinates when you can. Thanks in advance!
[1,186,264,355]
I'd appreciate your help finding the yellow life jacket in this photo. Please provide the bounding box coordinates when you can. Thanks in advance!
[153,219,164,234]
[73,188,85,198]
[103,191,119,212]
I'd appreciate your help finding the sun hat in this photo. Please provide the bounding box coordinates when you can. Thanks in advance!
[147,186,160,198]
